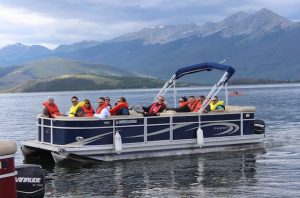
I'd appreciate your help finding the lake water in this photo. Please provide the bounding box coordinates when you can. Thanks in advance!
[0,84,299,197]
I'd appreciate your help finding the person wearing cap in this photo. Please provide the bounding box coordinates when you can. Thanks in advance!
[42,97,61,118]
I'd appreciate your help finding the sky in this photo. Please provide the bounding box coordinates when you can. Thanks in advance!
[0,0,300,49]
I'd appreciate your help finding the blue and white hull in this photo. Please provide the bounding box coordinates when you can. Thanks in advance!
[21,107,265,163]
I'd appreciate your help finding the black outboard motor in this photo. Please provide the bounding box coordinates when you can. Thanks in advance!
[254,119,265,134]
[15,164,45,198]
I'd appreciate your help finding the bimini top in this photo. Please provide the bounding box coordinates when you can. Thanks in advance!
[174,62,235,83]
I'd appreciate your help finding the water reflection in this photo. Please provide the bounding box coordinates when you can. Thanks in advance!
[43,149,264,197]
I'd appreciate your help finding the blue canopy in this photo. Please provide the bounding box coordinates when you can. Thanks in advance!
[174,62,235,83]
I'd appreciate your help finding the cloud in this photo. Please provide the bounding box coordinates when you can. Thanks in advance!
[0,0,300,48]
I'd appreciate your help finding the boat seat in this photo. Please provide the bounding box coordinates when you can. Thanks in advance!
[225,105,256,112]
[0,139,17,155]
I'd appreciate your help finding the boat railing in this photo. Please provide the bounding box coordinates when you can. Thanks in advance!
[37,106,256,146]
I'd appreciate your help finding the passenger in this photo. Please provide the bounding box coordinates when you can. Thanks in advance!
[81,99,95,117]
[94,97,111,119]
[167,96,190,112]
[104,96,112,110]
[110,97,129,115]
[209,96,225,112]
[194,95,210,113]
[142,96,166,116]
[68,96,85,117]
[42,97,61,118]
[187,96,199,112]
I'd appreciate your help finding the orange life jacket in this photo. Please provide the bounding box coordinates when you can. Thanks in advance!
[110,102,129,115]
[193,102,203,112]
[148,102,166,116]
[96,102,109,114]
[81,105,95,117]
[43,101,60,118]
[188,100,199,111]
[179,101,189,108]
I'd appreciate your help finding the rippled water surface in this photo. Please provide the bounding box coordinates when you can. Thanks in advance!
[0,84,299,197]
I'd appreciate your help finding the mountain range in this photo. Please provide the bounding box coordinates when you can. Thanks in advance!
[0,8,299,92]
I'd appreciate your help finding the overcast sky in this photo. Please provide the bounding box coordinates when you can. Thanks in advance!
[0,0,299,49]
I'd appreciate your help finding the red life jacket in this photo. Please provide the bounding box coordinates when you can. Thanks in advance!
[148,102,166,116]
[81,105,95,117]
[43,101,60,118]
[110,102,129,115]
[96,102,109,114]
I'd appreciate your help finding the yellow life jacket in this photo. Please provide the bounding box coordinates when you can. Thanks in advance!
[210,100,224,111]
[68,101,85,117]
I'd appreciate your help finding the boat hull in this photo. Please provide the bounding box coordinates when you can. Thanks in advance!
[21,110,265,163]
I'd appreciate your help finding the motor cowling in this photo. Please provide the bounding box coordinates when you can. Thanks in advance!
[254,119,265,134]
[15,164,45,198]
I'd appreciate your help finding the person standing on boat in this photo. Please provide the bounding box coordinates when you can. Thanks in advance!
[210,96,225,112]
[81,99,95,117]
[42,97,61,118]
[110,97,129,115]
[94,97,111,119]
[68,96,85,117]
[142,96,166,116]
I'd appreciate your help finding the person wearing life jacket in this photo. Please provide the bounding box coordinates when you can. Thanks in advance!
[104,96,112,110]
[187,96,199,112]
[81,99,95,117]
[167,96,190,112]
[142,96,166,116]
[209,96,225,112]
[193,95,211,113]
[68,96,85,117]
[42,97,61,118]
[94,97,111,119]
[110,97,129,116]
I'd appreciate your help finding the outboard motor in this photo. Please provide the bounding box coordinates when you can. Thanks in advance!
[15,164,45,198]
[254,119,265,134]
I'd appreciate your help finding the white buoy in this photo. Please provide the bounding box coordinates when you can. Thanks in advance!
[196,127,204,147]
[114,131,122,154]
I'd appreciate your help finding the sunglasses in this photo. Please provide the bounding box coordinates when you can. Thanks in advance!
[178,100,184,102]
[105,98,110,101]
[72,100,78,103]
[212,100,217,102]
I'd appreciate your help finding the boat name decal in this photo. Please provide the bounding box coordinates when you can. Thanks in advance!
[16,177,42,183]
[213,126,230,131]
[103,121,111,125]
[116,120,137,125]
[202,122,239,136]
